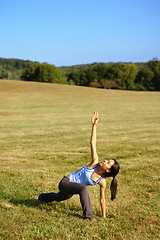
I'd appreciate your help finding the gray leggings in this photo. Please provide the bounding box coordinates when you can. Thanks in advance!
[38,176,93,220]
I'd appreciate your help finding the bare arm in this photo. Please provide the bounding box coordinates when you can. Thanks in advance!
[100,180,106,218]
[90,112,99,164]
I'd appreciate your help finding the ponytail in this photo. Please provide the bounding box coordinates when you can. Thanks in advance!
[110,177,117,200]
[103,159,119,200]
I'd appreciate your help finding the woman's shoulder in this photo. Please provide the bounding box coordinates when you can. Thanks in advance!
[87,162,99,169]
[98,177,106,187]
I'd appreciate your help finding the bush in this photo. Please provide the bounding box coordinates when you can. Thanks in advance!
[21,63,64,84]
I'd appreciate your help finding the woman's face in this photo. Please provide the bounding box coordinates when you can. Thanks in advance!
[100,159,115,172]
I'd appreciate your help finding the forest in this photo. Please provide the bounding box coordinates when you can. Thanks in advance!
[0,57,160,91]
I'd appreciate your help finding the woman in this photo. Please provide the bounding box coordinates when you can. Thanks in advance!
[38,112,120,221]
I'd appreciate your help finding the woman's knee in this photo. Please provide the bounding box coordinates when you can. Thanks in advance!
[38,193,56,203]
[80,185,88,194]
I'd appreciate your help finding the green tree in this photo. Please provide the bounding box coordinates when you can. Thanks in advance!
[148,59,160,90]
[21,63,39,81]
[21,63,64,84]
[68,70,81,85]
[135,67,154,90]
[113,63,138,90]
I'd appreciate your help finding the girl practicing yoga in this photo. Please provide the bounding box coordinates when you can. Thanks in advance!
[38,112,120,220]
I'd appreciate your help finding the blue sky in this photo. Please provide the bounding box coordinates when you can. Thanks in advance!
[1,0,160,66]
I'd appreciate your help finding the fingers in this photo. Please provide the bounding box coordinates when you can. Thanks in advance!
[93,111,98,116]
[94,111,98,119]
[92,112,99,124]
[91,112,99,125]
[95,112,98,118]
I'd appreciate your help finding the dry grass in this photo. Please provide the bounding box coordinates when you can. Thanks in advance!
[0,80,160,239]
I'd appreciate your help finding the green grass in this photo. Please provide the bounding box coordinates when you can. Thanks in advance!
[0,79,160,240]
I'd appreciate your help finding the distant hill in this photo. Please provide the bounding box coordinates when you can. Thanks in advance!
[0,58,37,80]
[1,57,159,91]
[0,58,37,69]
[59,61,147,76]
[0,57,147,79]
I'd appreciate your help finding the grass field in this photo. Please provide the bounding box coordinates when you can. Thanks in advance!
[0,80,160,240]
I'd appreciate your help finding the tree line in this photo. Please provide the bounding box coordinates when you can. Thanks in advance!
[0,57,160,91]
[0,58,35,80]
[67,59,160,90]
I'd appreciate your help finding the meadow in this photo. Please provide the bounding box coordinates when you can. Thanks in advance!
[0,80,159,240]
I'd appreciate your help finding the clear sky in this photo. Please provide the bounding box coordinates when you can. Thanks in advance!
[0,0,160,66]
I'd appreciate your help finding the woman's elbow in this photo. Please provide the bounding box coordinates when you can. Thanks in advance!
[90,140,96,146]
[100,198,106,205]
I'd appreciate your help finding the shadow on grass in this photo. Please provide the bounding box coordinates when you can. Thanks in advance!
[9,198,40,208]
[9,198,84,219]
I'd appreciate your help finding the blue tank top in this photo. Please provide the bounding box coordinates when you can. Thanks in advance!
[69,165,105,186]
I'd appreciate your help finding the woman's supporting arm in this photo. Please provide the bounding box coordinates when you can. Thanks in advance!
[100,181,106,218]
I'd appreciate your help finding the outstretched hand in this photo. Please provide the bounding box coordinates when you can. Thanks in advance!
[91,112,99,125]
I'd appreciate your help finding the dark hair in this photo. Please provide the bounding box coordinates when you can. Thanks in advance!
[104,159,120,201]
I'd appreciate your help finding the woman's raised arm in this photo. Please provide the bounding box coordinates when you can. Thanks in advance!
[90,112,99,165]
